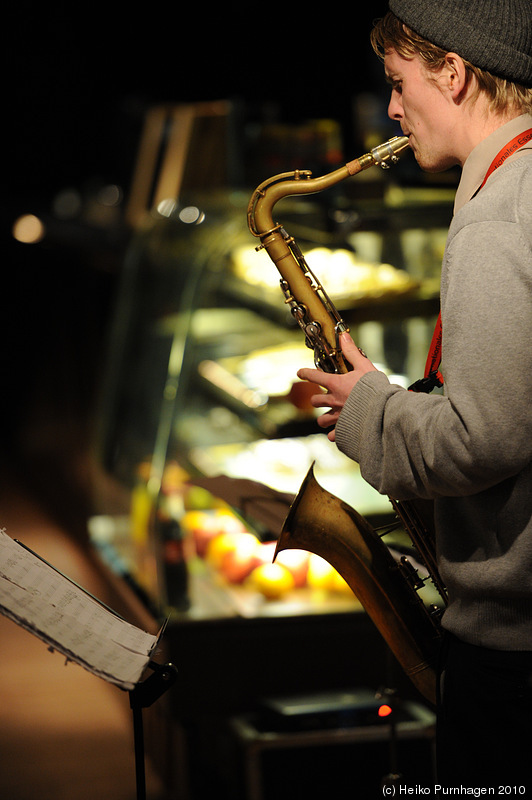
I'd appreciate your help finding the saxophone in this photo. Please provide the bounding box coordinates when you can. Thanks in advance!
[247,136,447,706]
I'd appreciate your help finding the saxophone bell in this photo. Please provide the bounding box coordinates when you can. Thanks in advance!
[276,465,441,706]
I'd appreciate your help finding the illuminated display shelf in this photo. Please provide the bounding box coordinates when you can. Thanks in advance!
[93,188,451,616]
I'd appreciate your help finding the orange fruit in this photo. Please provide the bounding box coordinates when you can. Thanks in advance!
[247,562,295,599]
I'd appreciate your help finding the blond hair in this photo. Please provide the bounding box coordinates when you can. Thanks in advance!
[371,12,532,115]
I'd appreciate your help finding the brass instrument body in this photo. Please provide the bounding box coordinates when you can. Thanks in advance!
[276,465,442,706]
[247,135,447,706]
[247,137,410,373]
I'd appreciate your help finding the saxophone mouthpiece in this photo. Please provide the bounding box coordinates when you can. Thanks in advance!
[371,135,411,169]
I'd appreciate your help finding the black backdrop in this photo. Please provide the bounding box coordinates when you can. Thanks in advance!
[3,3,393,527]
[8,4,391,204]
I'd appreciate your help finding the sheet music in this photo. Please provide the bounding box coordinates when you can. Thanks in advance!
[0,528,159,690]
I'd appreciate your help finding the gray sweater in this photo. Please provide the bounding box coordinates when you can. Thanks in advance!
[335,115,532,650]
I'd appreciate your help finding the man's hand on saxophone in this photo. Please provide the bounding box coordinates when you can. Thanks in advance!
[297,332,378,442]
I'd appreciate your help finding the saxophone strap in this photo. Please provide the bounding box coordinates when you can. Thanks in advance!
[408,313,443,393]
[409,128,532,395]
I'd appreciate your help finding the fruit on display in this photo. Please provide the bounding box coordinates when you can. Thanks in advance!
[208,531,260,584]
[307,554,351,594]
[254,542,310,589]
[132,458,354,602]
[274,548,310,589]
[246,562,295,599]
[287,380,320,412]
[184,484,225,511]
[182,508,248,558]
[185,506,351,599]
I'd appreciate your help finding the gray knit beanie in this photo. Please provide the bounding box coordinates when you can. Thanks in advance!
[389,0,532,86]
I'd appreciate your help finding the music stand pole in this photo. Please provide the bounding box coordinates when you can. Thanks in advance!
[129,662,178,800]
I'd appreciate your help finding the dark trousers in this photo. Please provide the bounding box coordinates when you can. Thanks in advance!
[437,633,532,791]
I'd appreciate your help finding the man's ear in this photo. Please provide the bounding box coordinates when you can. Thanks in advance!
[444,52,469,101]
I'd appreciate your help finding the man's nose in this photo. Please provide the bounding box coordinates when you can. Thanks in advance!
[388,93,403,120]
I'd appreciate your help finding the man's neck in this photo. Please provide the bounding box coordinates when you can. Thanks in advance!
[454,99,523,166]
[453,112,531,213]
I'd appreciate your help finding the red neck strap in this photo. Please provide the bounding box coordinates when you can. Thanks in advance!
[478,128,532,192]
[409,128,532,393]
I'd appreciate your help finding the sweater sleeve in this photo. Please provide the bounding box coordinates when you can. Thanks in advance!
[335,159,532,501]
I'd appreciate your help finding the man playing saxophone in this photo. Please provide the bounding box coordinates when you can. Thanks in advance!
[297,0,532,789]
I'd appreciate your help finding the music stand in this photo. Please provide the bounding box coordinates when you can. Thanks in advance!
[0,528,177,800]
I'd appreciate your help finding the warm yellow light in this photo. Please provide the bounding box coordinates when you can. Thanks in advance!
[12,214,46,244]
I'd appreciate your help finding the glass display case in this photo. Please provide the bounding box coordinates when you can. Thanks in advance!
[91,168,453,617]
[85,101,456,624]
[86,103,451,800]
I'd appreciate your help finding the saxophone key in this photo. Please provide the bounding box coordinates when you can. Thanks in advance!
[399,555,426,592]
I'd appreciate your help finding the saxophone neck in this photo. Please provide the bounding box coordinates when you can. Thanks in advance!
[247,165,344,239]
[248,135,410,238]
[245,135,410,375]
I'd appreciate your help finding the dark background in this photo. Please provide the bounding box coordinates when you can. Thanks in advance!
[4,4,391,529]
[7,5,390,202]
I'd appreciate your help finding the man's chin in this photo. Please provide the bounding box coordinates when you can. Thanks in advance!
[414,153,457,174]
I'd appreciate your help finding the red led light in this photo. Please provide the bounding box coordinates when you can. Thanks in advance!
[378,704,393,717]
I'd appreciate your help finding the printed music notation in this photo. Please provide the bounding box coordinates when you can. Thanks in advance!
[0,528,160,690]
